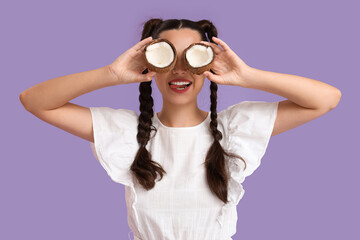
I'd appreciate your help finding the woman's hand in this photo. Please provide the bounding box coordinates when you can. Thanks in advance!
[108,36,157,85]
[201,36,252,87]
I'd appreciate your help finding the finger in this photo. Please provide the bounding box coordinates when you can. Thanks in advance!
[211,37,231,52]
[143,71,156,82]
[133,36,153,51]
[200,41,223,55]
[204,70,222,84]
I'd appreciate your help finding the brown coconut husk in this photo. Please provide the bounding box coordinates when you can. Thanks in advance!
[183,42,215,75]
[143,38,177,73]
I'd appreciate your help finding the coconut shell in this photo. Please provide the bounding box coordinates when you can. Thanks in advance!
[183,42,215,75]
[143,38,177,73]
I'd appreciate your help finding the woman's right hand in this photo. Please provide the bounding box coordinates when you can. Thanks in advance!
[107,36,157,85]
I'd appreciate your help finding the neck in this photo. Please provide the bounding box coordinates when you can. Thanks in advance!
[157,102,208,127]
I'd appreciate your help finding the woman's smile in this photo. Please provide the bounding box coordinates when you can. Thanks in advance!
[168,78,193,93]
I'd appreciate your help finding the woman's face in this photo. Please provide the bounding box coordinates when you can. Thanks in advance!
[153,28,206,106]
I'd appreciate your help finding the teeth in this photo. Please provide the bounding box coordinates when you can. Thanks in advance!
[176,85,190,90]
[169,82,191,85]
[176,86,187,90]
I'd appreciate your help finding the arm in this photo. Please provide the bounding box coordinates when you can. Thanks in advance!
[19,66,118,142]
[20,37,155,142]
[201,36,342,137]
[19,66,117,112]
[19,36,156,142]
[241,67,342,136]
[242,67,342,111]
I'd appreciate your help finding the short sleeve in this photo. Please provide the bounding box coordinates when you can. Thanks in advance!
[89,107,139,186]
[220,101,279,181]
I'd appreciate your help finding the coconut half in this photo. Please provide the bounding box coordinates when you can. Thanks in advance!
[144,38,177,73]
[183,43,215,75]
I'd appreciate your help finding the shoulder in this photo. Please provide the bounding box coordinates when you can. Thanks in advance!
[219,101,279,179]
[218,100,278,127]
[217,100,278,148]
[89,107,139,132]
[89,107,138,121]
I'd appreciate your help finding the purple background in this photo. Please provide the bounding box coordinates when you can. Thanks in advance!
[2,0,357,239]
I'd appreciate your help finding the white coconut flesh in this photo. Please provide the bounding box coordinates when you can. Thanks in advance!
[145,42,175,68]
[186,45,214,67]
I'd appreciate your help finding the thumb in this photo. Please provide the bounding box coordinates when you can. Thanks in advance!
[204,71,221,84]
[143,71,156,82]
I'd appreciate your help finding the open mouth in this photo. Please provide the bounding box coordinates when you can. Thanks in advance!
[168,82,192,90]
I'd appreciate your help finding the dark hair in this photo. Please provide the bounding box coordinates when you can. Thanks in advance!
[130,18,246,204]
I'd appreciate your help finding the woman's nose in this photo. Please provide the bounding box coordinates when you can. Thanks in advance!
[171,51,187,74]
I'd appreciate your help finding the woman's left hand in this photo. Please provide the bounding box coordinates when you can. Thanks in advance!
[201,36,251,87]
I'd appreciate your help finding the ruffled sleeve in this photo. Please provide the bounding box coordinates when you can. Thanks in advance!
[89,107,139,187]
[220,101,279,182]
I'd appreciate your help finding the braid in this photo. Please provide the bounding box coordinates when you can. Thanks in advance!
[137,81,154,147]
[197,19,218,42]
[209,82,223,142]
[140,18,163,40]
[130,19,167,190]
[203,79,228,203]
[200,20,246,204]
[130,80,166,190]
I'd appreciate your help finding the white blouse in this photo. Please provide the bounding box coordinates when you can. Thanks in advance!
[89,100,279,240]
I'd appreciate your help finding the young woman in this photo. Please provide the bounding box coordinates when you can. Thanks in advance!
[19,18,341,240]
